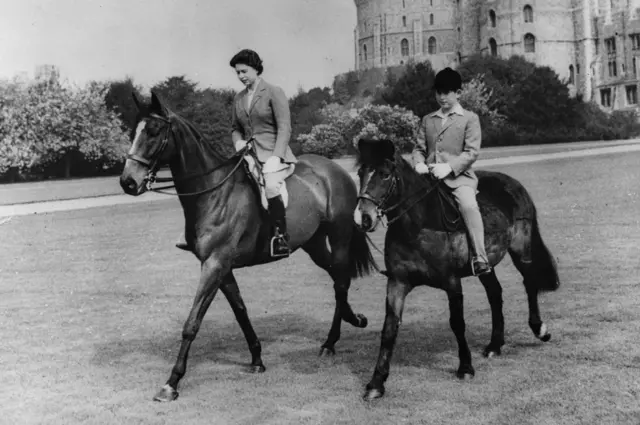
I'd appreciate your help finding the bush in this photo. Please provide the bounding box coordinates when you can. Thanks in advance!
[298,124,346,158]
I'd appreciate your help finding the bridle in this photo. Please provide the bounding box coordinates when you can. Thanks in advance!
[125,113,249,197]
[357,168,441,227]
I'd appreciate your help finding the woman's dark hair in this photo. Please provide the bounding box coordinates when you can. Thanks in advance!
[229,49,264,75]
[433,67,462,94]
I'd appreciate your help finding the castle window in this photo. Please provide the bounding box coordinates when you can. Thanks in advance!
[403,16,407,27]
[608,59,618,77]
[489,38,498,56]
[634,57,638,76]
[401,38,410,56]
[430,0,433,5]
[489,10,497,28]
[523,5,533,23]
[601,88,612,107]
[569,65,575,84]
[430,13,434,25]
[457,52,462,63]
[428,36,437,54]
[577,64,580,74]
[363,45,368,61]
[631,34,640,50]
[627,85,638,105]
[524,33,536,52]
[403,0,405,7]
[605,37,616,55]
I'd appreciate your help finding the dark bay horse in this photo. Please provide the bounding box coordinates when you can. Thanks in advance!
[353,139,560,400]
[119,92,378,402]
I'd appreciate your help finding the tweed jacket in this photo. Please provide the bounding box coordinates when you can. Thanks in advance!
[411,104,482,189]
[231,79,297,164]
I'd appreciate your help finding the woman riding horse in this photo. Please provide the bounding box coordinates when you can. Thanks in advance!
[177,49,296,257]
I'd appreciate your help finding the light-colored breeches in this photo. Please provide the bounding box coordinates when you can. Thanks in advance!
[264,164,295,199]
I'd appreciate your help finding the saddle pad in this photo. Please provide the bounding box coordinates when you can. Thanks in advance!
[243,155,291,210]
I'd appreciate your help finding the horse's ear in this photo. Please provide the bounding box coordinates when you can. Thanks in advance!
[150,91,168,117]
[379,139,396,161]
[131,91,142,111]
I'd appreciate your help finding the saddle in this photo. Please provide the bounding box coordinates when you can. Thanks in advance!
[240,148,291,210]
[431,183,465,233]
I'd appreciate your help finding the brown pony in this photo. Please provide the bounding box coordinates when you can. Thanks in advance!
[120,92,378,401]
[353,138,560,400]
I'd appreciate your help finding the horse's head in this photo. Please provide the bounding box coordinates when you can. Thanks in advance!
[120,91,175,196]
[354,138,398,232]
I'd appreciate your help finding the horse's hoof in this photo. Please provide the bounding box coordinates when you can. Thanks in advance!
[536,323,551,342]
[456,367,475,381]
[153,384,178,402]
[483,346,501,358]
[247,364,266,373]
[363,386,385,401]
[355,314,368,328]
[318,346,336,357]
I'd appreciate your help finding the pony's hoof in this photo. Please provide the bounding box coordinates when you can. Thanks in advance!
[153,384,178,402]
[355,314,368,328]
[247,364,266,373]
[483,346,501,358]
[363,386,385,401]
[318,346,336,357]
[535,323,551,342]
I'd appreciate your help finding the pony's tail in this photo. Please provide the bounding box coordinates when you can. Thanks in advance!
[529,213,560,292]
[349,225,380,279]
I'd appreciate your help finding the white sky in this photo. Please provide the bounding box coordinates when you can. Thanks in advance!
[0,0,358,97]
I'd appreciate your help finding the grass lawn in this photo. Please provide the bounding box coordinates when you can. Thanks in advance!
[1,151,640,424]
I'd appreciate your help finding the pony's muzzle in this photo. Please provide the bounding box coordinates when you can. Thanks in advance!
[120,159,150,196]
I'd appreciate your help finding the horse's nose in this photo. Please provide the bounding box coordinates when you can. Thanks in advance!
[361,213,373,231]
[120,176,138,195]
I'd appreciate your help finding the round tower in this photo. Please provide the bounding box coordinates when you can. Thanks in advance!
[353,0,461,71]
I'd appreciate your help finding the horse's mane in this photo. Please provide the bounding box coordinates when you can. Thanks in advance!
[168,111,235,162]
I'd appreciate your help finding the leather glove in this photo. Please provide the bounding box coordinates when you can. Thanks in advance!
[414,162,430,175]
[429,163,453,179]
[234,139,249,152]
[263,156,284,173]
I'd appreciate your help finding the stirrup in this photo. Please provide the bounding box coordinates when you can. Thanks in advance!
[270,234,290,258]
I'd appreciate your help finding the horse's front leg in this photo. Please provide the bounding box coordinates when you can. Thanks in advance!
[364,277,412,400]
[446,278,475,380]
[154,255,228,402]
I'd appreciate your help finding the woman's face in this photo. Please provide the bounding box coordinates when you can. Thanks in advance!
[235,64,259,88]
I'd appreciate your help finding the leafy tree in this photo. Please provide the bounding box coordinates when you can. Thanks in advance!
[374,61,439,118]
[104,76,146,134]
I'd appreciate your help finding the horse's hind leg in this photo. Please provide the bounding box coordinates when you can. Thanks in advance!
[478,270,505,357]
[302,225,366,357]
[509,233,552,342]
[220,272,266,373]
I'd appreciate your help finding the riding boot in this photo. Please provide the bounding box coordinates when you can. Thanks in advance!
[175,231,191,252]
[267,195,290,258]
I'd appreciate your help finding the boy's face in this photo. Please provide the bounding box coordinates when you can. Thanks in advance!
[435,89,460,110]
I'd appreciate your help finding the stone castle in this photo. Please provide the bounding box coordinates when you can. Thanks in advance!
[353,0,640,111]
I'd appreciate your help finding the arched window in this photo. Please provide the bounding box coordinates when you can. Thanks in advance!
[569,65,575,84]
[428,36,437,54]
[401,38,410,56]
[363,45,368,61]
[524,5,534,23]
[403,16,406,27]
[524,33,536,52]
[489,10,497,27]
[489,38,498,56]
[430,13,434,25]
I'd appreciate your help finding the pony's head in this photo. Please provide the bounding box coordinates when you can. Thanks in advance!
[120,91,175,196]
[353,138,399,232]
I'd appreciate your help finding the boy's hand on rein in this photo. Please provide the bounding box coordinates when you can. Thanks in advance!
[429,163,452,179]
[415,162,430,175]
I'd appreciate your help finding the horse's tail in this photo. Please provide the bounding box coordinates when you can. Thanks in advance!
[529,211,560,292]
[349,225,380,279]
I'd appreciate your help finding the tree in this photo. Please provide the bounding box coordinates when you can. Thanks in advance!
[0,78,129,178]
[150,75,198,113]
[104,76,146,134]
[374,61,440,118]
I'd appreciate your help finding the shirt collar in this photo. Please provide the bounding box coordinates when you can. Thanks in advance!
[432,103,464,118]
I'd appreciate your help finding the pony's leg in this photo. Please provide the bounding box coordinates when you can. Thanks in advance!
[302,227,367,357]
[446,278,475,380]
[508,250,552,342]
[478,270,505,357]
[154,256,227,402]
[219,272,266,373]
[364,279,411,400]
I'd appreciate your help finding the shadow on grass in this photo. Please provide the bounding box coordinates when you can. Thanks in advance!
[90,309,554,389]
